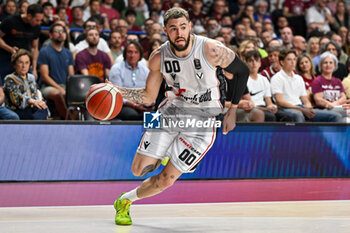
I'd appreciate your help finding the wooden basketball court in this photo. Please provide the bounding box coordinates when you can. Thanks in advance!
[1,200,349,233]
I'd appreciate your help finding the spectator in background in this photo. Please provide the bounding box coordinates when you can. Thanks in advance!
[75,28,111,82]
[0,4,43,84]
[204,17,220,39]
[189,0,205,31]
[121,0,145,27]
[312,35,330,67]
[245,50,293,122]
[312,52,348,122]
[238,39,258,58]
[116,18,129,46]
[331,33,348,65]
[146,38,162,60]
[74,19,113,63]
[4,49,48,120]
[0,86,19,120]
[260,30,273,51]
[69,6,84,43]
[218,27,235,50]
[332,0,350,31]
[305,0,334,33]
[54,0,72,23]
[271,49,340,122]
[292,35,307,56]
[230,22,246,48]
[274,16,289,37]
[0,0,17,23]
[38,23,74,119]
[262,20,277,38]
[55,6,68,23]
[229,87,265,122]
[83,0,101,22]
[229,0,247,23]
[338,26,348,47]
[18,0,29,15]
[39,2,54,47]
[109,31,123,61]
[253,0,272,23]
[124,8,142,32]
[210,0,227,23]
[307,37,320,59]
[253,21,263,37]
[280,26,293,49]
[147,0,164,24]
[139,18,154,55]
[109,41,151,120]
[260,46,283,81]
[99,0,120,22]
[320,40,348,80]
[296,53,316,103]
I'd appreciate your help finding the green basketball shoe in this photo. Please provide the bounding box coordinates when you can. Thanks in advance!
[114,193,133,225]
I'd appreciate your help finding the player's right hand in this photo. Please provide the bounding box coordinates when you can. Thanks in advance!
[222,106,237,135]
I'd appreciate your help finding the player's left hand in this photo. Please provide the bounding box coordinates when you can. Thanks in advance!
[222,106,237,135]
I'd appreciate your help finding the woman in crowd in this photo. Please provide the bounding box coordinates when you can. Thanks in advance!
[3,49,48,120]
[307,37,320,59]
[319,40,348,80]
[312,52,348,122]
[296,53,317,93]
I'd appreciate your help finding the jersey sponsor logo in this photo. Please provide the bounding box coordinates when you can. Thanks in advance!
[196,72,203,79]
[173,82,180,88]
[179,137,201,156]
[180,89,212,104]
[143,111,161,129]
[194,58,201,69]
[144,141,151,149]
[170,73,176,80]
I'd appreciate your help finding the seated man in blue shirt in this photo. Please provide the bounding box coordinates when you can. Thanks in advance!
[109,41,152,120]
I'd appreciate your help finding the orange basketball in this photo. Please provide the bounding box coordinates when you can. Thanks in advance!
[86,83,123,120]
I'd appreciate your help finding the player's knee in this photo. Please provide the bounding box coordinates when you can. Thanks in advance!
[131,165,143,177]
[157,174,176,190]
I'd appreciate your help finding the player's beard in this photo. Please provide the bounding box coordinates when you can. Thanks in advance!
[168,33,191,52]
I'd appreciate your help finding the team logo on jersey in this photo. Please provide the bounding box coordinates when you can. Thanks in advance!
[196,72,203,79]
[170,73,176,80]
[194,58,201,69]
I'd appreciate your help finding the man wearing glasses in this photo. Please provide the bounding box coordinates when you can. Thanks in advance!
[109,41,152,120]
[38,23,74,119]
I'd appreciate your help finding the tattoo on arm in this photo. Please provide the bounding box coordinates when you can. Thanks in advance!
[117,87,146,104]
[210,42,235,68]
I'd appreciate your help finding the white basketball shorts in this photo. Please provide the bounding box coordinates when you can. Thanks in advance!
[137,128,217,173]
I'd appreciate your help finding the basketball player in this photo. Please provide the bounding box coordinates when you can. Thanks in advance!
[111,7,249,225]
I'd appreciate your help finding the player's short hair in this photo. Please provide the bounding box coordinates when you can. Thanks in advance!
[123,40,143,61]
[163,7,190,26]
[11,49,32,67]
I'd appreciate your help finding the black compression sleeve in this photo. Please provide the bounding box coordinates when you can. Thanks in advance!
[223,55,249,105]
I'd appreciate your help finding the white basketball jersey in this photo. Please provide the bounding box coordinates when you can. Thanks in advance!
[160,35,225,117]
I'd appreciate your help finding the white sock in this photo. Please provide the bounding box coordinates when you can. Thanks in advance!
[120,188,140,202]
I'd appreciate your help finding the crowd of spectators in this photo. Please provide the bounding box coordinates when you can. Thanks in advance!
[0,0,349,122]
